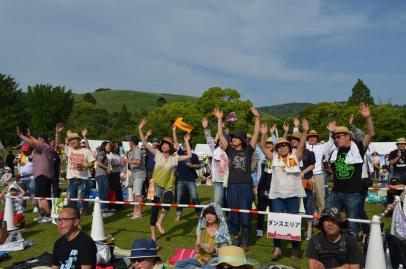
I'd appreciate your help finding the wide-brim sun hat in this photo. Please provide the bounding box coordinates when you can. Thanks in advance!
[274,138,292,149]
[288,132,302,141]
[210,246,258,269]
[266,137,274,144]
[396,137,406,145]
[333,126,351,136]
[67,133,81,141]
[230,131,248,144]
[129,238,160,260]
[307,130,320,139]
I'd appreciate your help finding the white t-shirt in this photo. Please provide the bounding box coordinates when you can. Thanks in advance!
[65,147,95,179]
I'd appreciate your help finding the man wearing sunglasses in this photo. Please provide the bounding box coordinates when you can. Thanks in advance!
[52,205,97,269]
[326,103,375,239]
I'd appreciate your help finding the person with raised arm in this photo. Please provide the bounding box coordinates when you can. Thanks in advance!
[214,107,260,252]
[138,118,192,246]
[259,119,309,260]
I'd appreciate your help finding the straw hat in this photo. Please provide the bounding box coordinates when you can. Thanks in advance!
[307,130,320,138]
[333,126,351,135]
[288,132,302,141]
[396,137,406,145]
[67,133,81,141]
[210,246,257,269]
[274,138,292,149]
[266,137,274,144]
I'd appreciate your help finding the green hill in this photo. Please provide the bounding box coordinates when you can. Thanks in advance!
[74,89,198,114]
[258,102,312,118]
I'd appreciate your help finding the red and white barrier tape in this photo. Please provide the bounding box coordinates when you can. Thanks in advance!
[6,195,373,224]
[323,185,405,191]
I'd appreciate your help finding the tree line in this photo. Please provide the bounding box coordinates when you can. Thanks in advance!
[1,73,404,148]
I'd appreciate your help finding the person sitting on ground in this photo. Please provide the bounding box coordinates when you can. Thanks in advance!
[0,182,26,228]
[128,238,166,269]
[209,245,258,269]
[52,205,97,269]
[306,207,362,269]
[0,167,13,187]
[174,204,231,269]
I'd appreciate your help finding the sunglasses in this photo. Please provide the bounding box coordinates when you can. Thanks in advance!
[131,258,146,263]
[55,217,78,224]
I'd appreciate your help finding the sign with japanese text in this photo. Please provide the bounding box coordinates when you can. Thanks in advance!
[267,212,302,241]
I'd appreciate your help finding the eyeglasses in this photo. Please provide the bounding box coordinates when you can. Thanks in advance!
[55,217,78,224]
[334,134,346,140]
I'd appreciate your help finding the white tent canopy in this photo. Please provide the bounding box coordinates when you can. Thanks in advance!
[193,144,212,157]
[368,142,397,155]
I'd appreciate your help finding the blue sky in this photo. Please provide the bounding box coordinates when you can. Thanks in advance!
[1,0,405,106]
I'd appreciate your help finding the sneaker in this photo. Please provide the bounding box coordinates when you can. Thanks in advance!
[34,216,43,222]
[33,207,39,213]
[256,230,264,237]
[131,215,141,220]
[102,212,114,218]
[306,230,312,240]
[38,216,52,223]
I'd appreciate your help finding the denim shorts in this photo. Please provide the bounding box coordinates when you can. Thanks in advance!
[132,173,145,196]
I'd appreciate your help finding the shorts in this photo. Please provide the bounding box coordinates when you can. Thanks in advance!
[132,173,145,196]
[34,175,52,197]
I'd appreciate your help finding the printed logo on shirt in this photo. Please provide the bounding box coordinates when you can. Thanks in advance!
[69,152,85,171]
[231,155,247,171]
[61,249,78,269]
[335,153,354,180]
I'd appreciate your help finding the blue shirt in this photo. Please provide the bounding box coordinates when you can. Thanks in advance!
[176,149,199,182]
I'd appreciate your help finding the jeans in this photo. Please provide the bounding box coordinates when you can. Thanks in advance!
[227,183,253,238]
[303,189,313,216]
[68,178,89,210]
[213,182,224,206]
[359,189,370,234]
[326,191,362,238]
[271,197,300,249]
[176,181,200,216]
[96,175,109,209]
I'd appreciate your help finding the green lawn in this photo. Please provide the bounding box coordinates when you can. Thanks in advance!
[0,186,390,268]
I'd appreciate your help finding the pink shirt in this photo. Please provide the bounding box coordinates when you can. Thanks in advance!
[32,143,54,179]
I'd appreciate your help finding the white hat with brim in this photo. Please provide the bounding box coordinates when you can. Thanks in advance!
[209,246,258,269]
[396,137,406,145]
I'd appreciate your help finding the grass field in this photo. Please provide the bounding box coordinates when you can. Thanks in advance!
[0,186,390,268]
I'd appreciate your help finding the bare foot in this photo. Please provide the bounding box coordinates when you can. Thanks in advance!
[156,222,165,234]
[175,215,181,222]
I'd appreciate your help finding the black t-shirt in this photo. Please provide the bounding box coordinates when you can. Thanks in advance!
[301,149,316,179]
[331,141,365,193]
[388,149,406,174]
[225,144,255,184]
[52,231,97,269]
[176,149,199,182]
[306,232,362,268]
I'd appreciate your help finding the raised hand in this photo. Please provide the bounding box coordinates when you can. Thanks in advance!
[260,123,268,135]
[293,117,300,127]
[56,122,64,133]
[16,126,22,136]
[327,121,336,133]
[283,123,289,133]
[348,114,354,125]
[201,117,209,129]
[184,133,190,142]
[250,107,260,118]
[359,103,371,118]
[269,124,277,134]
[213,108,223,119]
[302,118,309,132]
[81,128,88,138]
[146,129,152,137]
[138,118,147,130]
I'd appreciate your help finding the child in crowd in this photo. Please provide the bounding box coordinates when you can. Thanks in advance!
[380,165,390,187]
[0,167,13,187]
[0,182,26,228]
[174,204,231,269]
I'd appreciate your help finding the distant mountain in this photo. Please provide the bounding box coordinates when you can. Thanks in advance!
[258,102,312,118]
[74,89,198,114]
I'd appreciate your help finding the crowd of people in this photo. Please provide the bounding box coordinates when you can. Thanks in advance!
[0,102,406,269]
